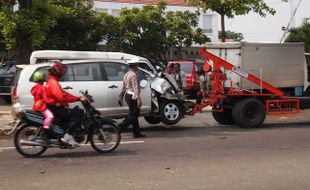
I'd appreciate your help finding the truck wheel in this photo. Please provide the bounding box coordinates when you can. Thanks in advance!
[144,115,161,124]
[212,109,234,125]
[160,100,183,125]
[232,98,265,128]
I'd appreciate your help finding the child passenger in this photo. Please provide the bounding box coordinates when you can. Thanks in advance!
[31,71,54,141]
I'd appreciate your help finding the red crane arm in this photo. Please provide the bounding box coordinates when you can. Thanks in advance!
[199,48,285,96]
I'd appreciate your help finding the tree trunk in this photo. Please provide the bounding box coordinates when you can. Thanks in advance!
[15,32,32,65]
[15,0,33,65]
[221,14,226,42]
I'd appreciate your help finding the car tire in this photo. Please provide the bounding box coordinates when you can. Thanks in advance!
[144,115,161,124]
[159,100,183,125]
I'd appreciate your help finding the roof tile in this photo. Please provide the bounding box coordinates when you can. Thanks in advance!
[96,0,189,7]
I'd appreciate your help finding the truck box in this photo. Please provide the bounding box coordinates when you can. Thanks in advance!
[204,42,306,95]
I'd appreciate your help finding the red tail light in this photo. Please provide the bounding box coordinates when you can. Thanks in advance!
[11,83,19,103]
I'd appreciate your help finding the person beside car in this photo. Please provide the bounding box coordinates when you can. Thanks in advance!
[173,63,186,89]
[45,61,87,146]
[118,57,146,138]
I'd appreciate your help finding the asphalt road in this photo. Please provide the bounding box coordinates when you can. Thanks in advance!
[1,99,310,190]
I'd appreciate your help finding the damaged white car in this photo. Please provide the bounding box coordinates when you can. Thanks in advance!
[12,50,195,126]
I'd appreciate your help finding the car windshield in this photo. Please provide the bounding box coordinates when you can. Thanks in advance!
[179,63,192,74]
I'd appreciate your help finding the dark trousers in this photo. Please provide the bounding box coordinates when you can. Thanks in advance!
[119,94,142,136]
[48,106,84,134]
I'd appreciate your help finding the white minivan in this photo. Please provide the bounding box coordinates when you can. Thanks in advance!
[12,50,189,126]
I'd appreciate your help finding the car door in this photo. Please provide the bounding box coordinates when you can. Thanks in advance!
[102,62,151,117]
[60,62,108,113]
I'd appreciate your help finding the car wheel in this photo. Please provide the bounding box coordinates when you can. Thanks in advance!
[160,100,183,125]
[144,115,161,124]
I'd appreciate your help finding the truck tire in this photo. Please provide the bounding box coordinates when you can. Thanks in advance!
[160,100,183,125]
[212,109,234,125]
[144,115,161,124]
[232,98,265,128]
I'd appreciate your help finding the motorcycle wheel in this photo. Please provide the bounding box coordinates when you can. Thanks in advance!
[90,123,121,153]
[14,124,47,157]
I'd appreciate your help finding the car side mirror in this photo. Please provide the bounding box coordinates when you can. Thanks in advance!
[140,79,148,88]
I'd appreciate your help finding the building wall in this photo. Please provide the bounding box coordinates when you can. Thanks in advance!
[94,1,218,42]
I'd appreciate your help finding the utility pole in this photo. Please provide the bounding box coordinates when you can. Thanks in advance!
[280,0,302,43]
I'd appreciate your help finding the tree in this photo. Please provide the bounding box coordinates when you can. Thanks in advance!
[101,1,209,62]
[43,0,104,50]
[219,30,244,42]
[285,18,310,52]
[0,0,57,64]
[0,0,105,65]
[187,0,287,42]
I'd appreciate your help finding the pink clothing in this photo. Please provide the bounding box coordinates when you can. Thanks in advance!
[41,108,54,129]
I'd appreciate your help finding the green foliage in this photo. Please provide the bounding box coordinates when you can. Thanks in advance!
[0,0,105,64]
[187,0,287,42]
[101,1,209,62]
[0,0,57,49]
[285,19,310,52]
[187,0,281,18]
[43,0,104,50]
[219,30,244,42]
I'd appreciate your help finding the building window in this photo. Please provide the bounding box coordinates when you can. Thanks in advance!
[203,14,212,33]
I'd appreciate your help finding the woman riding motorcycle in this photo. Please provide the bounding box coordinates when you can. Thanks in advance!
[45,61,87,146]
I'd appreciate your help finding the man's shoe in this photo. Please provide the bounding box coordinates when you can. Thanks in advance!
[61,133,80,147]
[134,134,146,138]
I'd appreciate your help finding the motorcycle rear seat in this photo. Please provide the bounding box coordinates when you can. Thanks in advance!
[24,109,44,117]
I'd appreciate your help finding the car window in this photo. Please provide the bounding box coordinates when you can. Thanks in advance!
[103,62,128,81]
[30,62,103,82]
[179,63,192,74]
[68,62,103,81]
[137,62,153,74]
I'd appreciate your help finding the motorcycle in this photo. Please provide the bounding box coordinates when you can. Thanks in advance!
[13,90,121,157]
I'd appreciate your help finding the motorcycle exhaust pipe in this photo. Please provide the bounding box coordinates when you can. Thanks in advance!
[20,140,59,147]
[20,140,44,146]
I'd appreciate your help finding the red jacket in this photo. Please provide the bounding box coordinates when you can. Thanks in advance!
[46,76,80,106]
[31,84,53,111]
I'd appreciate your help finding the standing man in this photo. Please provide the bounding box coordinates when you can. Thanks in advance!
[118,57,145,138]
[173,63,186,89]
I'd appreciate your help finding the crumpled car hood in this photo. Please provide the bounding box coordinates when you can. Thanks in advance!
[150,73,179,94]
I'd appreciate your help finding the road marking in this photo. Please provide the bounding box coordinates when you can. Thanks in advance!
[0,140,144,151]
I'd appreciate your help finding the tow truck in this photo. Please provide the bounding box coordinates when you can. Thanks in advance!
[191,48,310,128]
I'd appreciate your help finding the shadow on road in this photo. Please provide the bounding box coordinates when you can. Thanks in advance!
[135,121,310,139]
[27,149,137,159]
